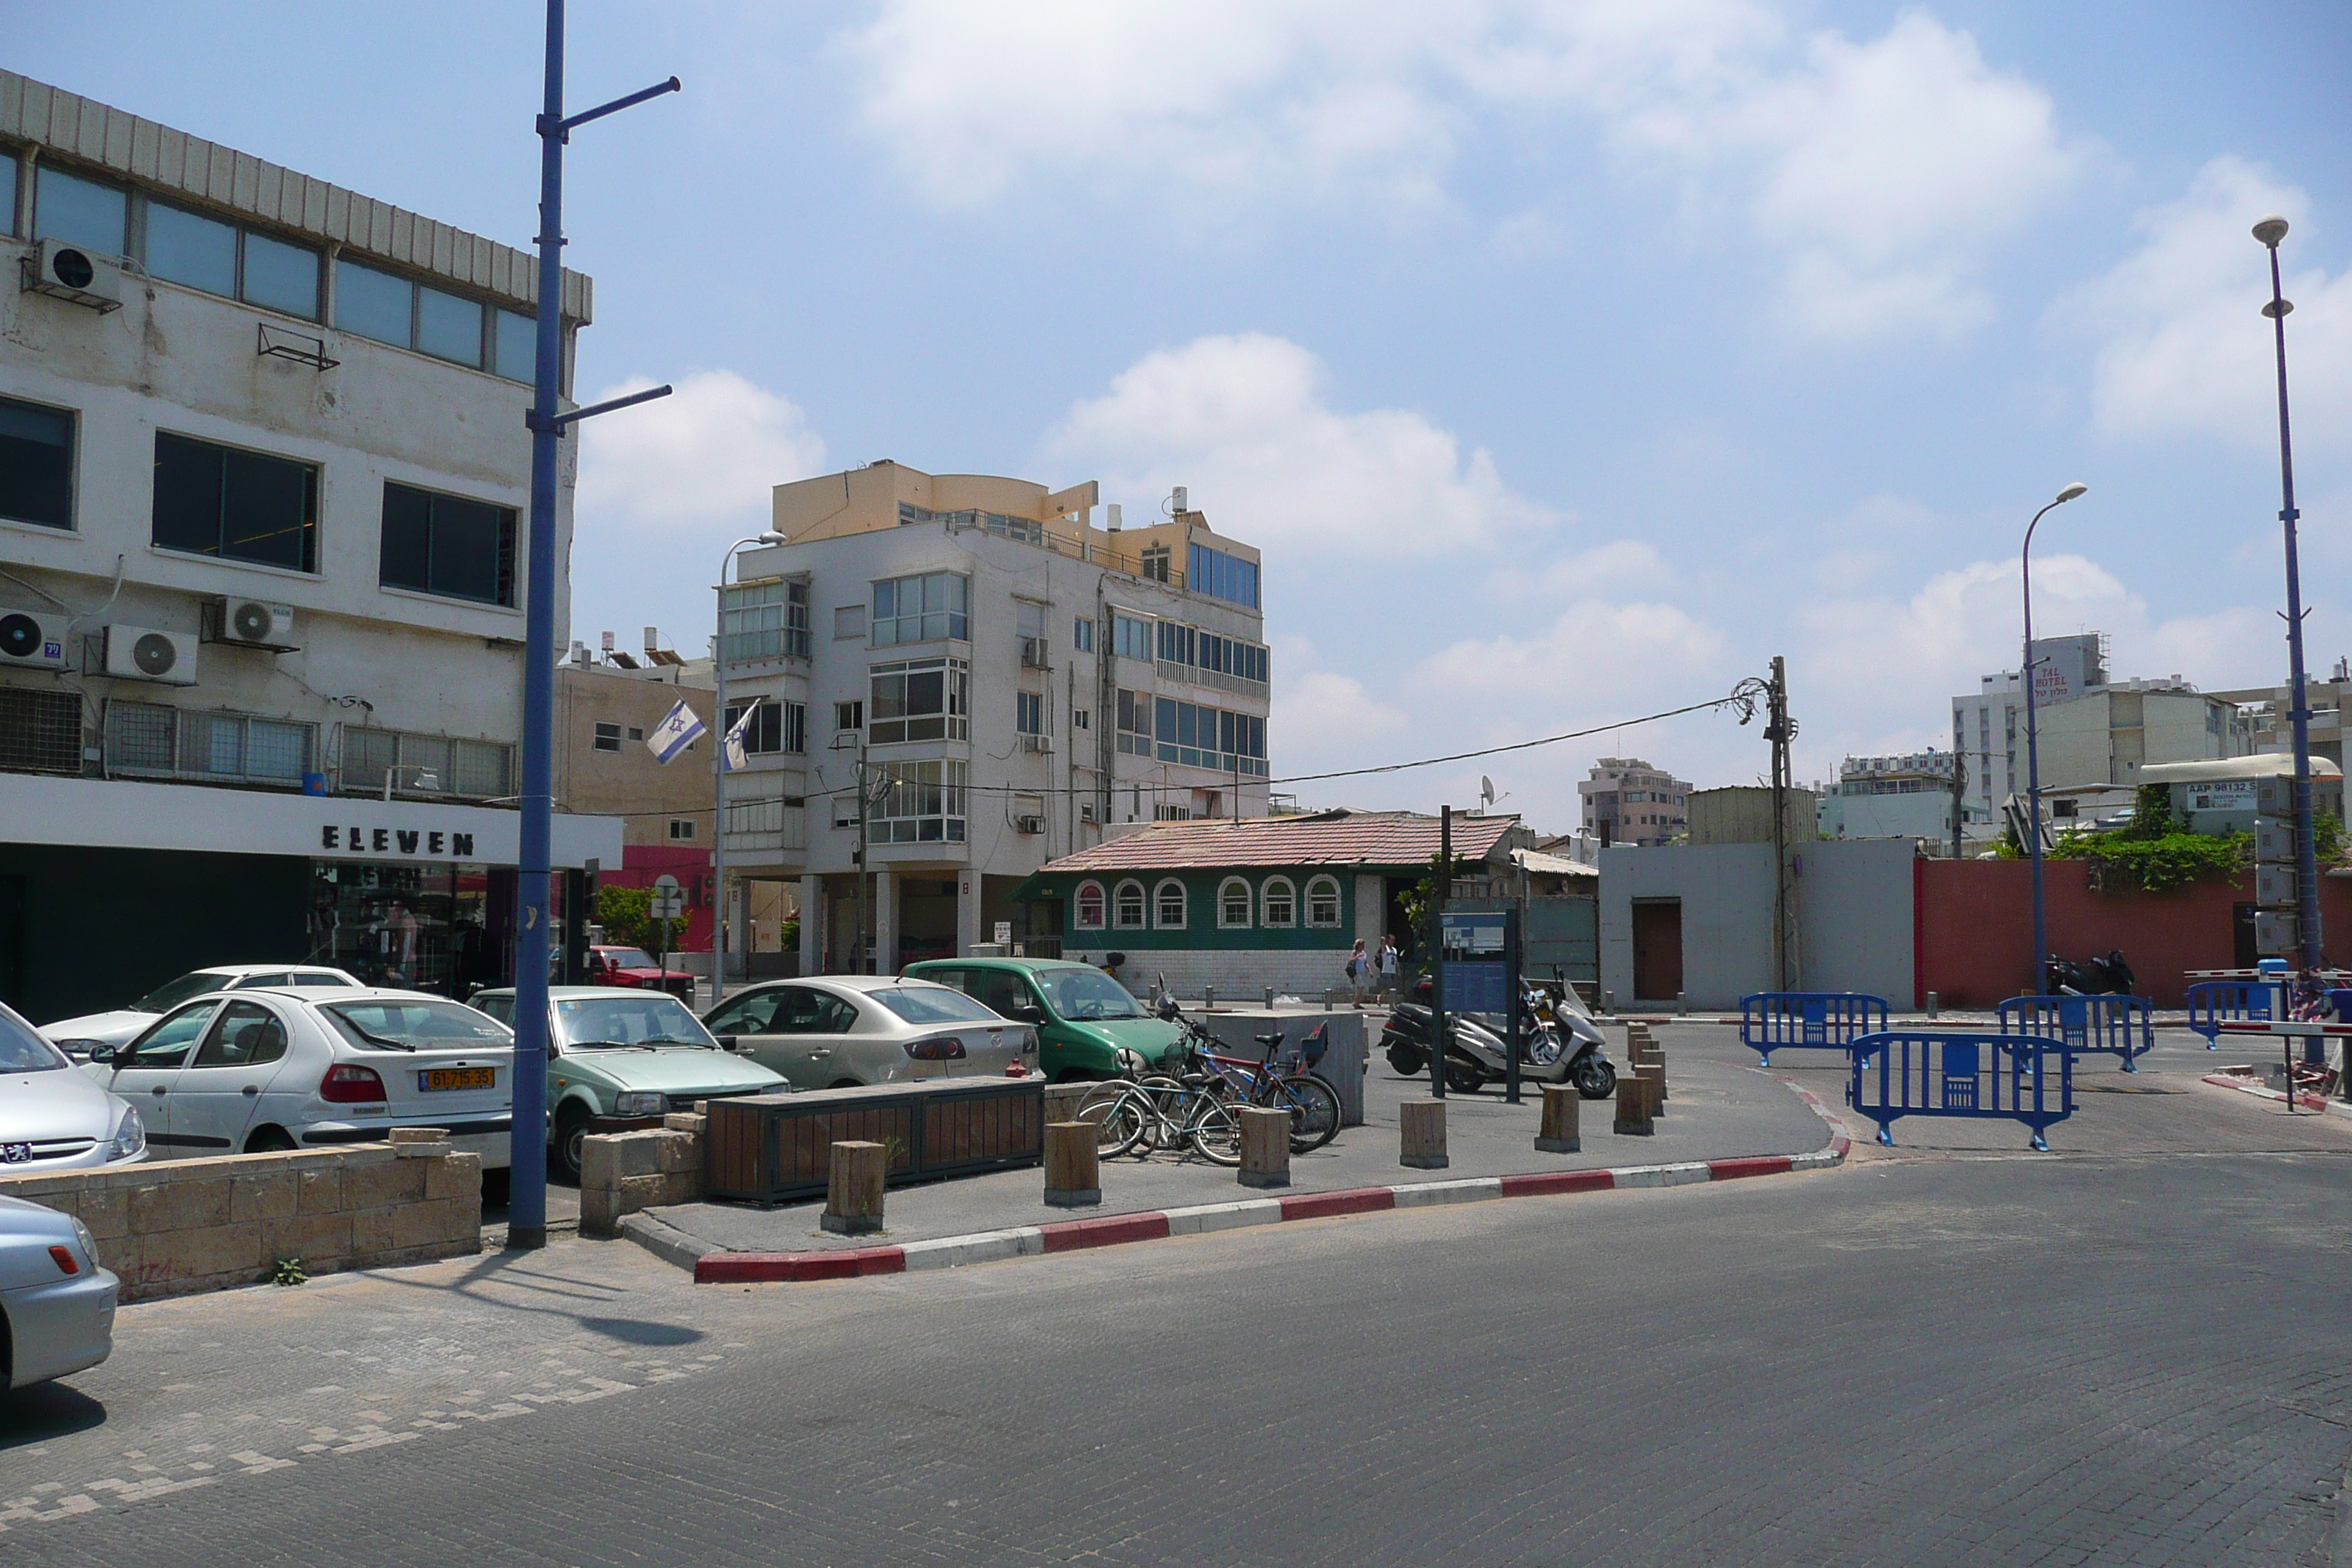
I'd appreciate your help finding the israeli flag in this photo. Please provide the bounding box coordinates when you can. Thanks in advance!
[723,698,762,774]
[645,699,707,764]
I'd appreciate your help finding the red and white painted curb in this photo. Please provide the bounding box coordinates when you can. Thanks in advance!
[2201,1071,2351,1119]
[636,1078,1857,1286]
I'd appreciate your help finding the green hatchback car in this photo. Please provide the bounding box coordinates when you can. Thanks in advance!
[900,959,1183,1082]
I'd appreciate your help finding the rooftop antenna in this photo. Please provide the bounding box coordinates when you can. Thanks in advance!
[1480,775,1495,811]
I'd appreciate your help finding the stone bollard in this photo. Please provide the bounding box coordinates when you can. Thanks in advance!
[1614,1074,1654,1136]
[1265,985,1276,1009]
[1399,1098,1448,1170]
[1535,1084,1580,1153]
[1637,1060,1667,1117]
[1237,1106,1291,1188]
[1927,990,1940,1019]
[822,1140,888,1235]
[1042,1121,1101,1207]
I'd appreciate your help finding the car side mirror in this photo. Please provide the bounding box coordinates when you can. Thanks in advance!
[1016,1006,1046,1026]
[715,1035,739,1050]
[83,1043,119,1066]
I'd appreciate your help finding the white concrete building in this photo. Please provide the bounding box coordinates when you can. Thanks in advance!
[1817,750,1986,848]
[712,462,1270,973]
[0,72,618,1023]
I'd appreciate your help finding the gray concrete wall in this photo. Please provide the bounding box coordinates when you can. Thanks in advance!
[1597,844,1774,1011]
[1795,838,1916,1003]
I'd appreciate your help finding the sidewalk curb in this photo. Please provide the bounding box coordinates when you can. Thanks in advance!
[2200,1071,2352,1120]
[646,1078,1856,1286]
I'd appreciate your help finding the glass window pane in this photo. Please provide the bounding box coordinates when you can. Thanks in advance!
[494,309,535,382]
[151,433,225,554]
[0,157,16,238]
[35,168,127,255]
[416,286,483,366]
[428,493,503,600]
[242,233,320,320]
[335,259,412,347]
[379,482,431,592]
[145,203,237,297]
[220,447,316,571]
[0,397,75,530]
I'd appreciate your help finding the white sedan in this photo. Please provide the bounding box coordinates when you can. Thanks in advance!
[42,963,363,1058]
[81,988,516,1169]
[1,1000,147,1172]
[704,975,1038,1090]
[1,1196,117,1392]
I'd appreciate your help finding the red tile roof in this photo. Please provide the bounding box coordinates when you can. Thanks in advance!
[1033,811,1524,874]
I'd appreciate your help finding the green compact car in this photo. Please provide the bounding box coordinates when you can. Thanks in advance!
[899,959,1182,1082]
[471,986,788,1180]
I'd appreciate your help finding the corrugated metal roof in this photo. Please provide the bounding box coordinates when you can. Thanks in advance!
[1035,811,1524,873]
[0,71,592,322]
[1512,847,1598,878]
[2139,755,2342,783]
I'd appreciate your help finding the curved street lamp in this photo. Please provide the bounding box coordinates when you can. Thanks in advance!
[712,531,788,1004]
[2022,481,2089,989]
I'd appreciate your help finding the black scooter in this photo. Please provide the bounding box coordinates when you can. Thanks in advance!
[2045,949,2136,996]
[1380,980,1617,1099]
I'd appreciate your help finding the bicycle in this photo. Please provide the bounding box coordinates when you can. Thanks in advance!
[1073,1054,1243,1164]
[1179,1018,1343,1153]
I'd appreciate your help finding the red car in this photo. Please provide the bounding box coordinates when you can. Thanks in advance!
[584,945,696,1003]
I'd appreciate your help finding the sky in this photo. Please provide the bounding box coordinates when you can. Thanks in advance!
[14,2,2352,829]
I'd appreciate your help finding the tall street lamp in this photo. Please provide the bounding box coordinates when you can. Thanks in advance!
[712,532,785,1005]
[2021,480,2090,990]
[2254,214,2324,976]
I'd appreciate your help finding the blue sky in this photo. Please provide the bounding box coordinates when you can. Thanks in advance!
[15,2,2351,828]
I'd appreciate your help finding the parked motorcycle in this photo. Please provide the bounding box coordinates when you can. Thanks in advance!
[1381,982,1616,1099]
[2045,949,2136,997]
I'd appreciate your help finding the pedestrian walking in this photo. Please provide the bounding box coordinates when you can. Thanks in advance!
[1346,939,1368,1006]
[1377,935,1401,1004]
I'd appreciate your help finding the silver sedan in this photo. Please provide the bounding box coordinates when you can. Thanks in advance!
[703,976,1038,1090]
[1,1000,146,1172]
[1,1196,117,1392]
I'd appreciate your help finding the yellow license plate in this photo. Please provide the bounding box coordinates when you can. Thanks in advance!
[421,1067,495,1092]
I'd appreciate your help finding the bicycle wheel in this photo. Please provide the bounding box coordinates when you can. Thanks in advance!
[1186,1096,1243,1166]
[1275,1074,1342,1152]
[1074,1082,1147,1158]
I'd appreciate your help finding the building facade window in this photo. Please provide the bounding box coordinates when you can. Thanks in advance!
[723,699,806,756]
[105,702,316,788]
[144,200,323,321]
[341,728,514,799]
[870,657,968,744]
[1074,881,1107,930]
[1260,878,1295,927]
[380,481,516,606]
[668,818,696,840]
[1112,614,1153,661]
[151,432,317,573]
[1188,543,1260,608]
[1305,877,1342,927]
[1152,696,1268,776]
[1141,545,1171,583]
[1071,706,1090,731]
[1154,878,1187,929]
[34,167,127,255]
[1016,691,1044,736]
[1218,878,1252,929]
[333,257,527,377]
[721,578,810,664]
[871,759,967,843]
[0,396,75,531]
[834,604,867,640]
[871,572,968,646]
[1072,616,1095,652]
[592,722,622,753]
[834,700,864,734]
[1114,879,1147,930]
[1115,688,1153,758]
[1156,621,1194,666]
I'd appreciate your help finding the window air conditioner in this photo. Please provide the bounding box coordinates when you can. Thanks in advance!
[1079,800,1099,823]
[212,596,298,649]
[1019,636,1050,669]
[0,609,69,668]
[1013,814,1045,834]
[21,239,124,313]
[102,624,199,685]
[1022,733,1053,753]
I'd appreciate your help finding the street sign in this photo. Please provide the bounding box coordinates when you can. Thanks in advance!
[650,874,685,920]
[995,921,1012,945]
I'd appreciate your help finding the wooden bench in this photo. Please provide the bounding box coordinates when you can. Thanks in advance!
[704,1078,1045,1207]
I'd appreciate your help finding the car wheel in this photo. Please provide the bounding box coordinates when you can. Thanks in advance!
[245,1126,296,1154]
[554,1103,593,1184]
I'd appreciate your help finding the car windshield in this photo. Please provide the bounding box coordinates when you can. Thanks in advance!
[555,994,715,1049]
[869,987,1001,1025]
[0,1006,67,1072]
[132,970,235,1013]
[323,1000,513,1053]
[600,949,659,970]
[1037,969,1144,1020]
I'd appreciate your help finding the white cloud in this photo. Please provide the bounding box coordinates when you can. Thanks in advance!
[1273,668,1411,762]
[576,370,827,536]
[1044,332,1555,554]
[2077,157,2352,451]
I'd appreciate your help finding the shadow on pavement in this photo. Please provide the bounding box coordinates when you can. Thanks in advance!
[0,1382,108,1448]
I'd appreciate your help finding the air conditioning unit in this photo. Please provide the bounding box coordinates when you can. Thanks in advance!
[1021,733,1053,753]
[102,624,198,685]
[1013,814,1045,834]
[20,239,124,313]
[1019,636,1050,669]
[1079,800,1100,824]
[211,596,297,649]
[0,609,69,668]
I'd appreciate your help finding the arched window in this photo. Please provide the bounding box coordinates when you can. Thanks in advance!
[1155,878,1188,929]
[1218,877,1253,929]
[1074,881,1107,930]
[1305,875,1343,927]
[1114,879,1147,930]
[1261,876,1295,927]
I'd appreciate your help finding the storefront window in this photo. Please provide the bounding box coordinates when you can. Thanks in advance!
[309,861,499,996]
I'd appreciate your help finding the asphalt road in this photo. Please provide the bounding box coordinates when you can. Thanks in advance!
[9,1041,2351,1568]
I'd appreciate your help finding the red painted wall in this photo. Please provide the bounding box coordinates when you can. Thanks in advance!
[598,845,715,952]
[1917,858,2351,1007]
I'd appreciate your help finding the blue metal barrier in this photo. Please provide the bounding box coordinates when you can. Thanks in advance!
[2186,981,2275,1048]
[1849,1032,2076,1151]
[1996,995,2155,1073]
[1739,992,1891,1066]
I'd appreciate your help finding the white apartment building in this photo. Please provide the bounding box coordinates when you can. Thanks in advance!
[0,72,618,1025]
[1578,758,1690,848]
[1817,750,1986,847]
[712,461,1270,973]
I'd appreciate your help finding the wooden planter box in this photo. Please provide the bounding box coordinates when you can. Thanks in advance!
[704,1078,1045,1207]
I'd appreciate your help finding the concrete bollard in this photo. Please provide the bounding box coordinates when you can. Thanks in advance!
[1636,1060,1667,1117]
[1535,1084,1580,1153]
[1927,990,1940,1019]
[1265,985,1276,1009]
[1237,1106,1292,1188]
[1042,1121,1101,1207]
[1675,991,1687,1017]
[821,1140,888,1235]
[1614,1074,1654,1136]
[1041,1082,1092,1126]
[1399,1098,1448,1169]
[1205,984,1217,1011]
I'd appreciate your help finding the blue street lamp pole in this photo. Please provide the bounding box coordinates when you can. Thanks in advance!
[2021,481,2089,992]
[2253,214,2324,979]
[509,1,679,1249]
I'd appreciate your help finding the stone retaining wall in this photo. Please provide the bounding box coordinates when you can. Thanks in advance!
[0,1132,482,1301]
[580,1114,706,1237]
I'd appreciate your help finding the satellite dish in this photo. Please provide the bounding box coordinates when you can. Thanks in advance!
[1480,775,1496,807]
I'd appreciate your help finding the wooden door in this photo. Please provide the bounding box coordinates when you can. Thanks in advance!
[1632,900,1683,1001]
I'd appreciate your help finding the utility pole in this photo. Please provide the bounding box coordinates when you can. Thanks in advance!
[1429,804,1452,1100]
[854,752,870,974]
[508,1,676,1251]
[1765,656,1796,991]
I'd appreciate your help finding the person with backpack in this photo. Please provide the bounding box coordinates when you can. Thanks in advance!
[1346,938,1368,1006]
[1377,935,1401,1003]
